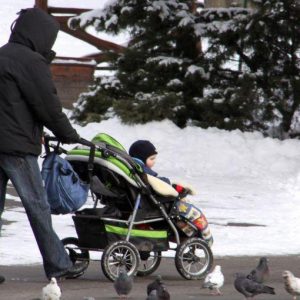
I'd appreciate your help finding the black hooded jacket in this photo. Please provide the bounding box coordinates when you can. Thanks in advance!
[0,8,80,156]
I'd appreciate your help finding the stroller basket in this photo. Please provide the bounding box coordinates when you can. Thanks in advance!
[73,210,108,249]
[73,209,169,251]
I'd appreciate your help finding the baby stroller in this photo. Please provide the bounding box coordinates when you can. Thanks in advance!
[44,134,214,281]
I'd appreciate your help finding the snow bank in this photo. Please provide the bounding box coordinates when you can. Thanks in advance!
[1,110,300,266]
[1,1,300,265]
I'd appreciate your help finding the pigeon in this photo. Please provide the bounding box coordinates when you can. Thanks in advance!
[42,277,61,300]
[234,273,275,299]
[247,257,270,283]
[147,275,163,295]
[282,270,300,299]
[202,265,224,295]
[156,285,170,300]
[114,269,133,299]
[146,289,158,300]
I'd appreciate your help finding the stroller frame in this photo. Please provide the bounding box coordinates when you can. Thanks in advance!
[44,135,213,281]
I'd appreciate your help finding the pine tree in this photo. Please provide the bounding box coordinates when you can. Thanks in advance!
[71,0,300,138]
[198,0,300,137]
[70,0,208,128]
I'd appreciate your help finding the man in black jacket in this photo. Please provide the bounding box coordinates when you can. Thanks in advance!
[0,8,84,279]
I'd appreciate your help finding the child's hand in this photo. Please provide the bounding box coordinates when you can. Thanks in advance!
[173,184,185,193]
[172,181,197,195]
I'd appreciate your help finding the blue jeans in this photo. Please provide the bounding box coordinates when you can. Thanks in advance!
[0,154,72,278]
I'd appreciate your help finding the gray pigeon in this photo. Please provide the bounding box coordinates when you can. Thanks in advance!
[157,285,170,300]
[247,257,270,283]
[146,289,158,300]
[147,275,163,295]
[234,273,275,299]
[114,269,133,298]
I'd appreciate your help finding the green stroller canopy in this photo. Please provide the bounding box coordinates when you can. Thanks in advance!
[66,133,140,187]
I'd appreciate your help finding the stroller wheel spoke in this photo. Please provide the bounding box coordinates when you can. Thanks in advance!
[186,262,193,273]
[198,260,205,267]
[108,261,120,266]
[122,249,130,259]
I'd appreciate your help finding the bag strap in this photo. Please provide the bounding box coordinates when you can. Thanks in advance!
[79,138,96,183]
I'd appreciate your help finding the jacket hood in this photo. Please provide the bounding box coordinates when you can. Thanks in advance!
[9,8,59,57]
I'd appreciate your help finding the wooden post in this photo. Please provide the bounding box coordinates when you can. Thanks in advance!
[56,16,125,54]
[35,0,48,11]
[191,0,197,13]
[191,1,202,54]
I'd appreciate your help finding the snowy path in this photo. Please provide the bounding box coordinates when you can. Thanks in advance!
[1,173,299,265]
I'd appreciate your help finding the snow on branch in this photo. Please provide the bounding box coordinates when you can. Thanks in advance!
[146,56,184,66]
[186,65,209,79]
[68,0,118,29]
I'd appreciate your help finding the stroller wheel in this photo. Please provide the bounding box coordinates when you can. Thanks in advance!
[61,237,90,278]
[101,241,140,282]
[137,251,161,277]
[175,237,213,280]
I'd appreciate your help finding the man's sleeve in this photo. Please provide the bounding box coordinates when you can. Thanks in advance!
[16,57,80,143]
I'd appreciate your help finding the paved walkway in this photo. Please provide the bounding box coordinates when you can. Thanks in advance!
[0,255,297,299]
[1,184,296,299]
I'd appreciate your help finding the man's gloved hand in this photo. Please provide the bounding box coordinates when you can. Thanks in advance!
[59,133,81,144]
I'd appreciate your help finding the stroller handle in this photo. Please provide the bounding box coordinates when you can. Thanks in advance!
[78,138,96,173]
[43,135,96,175]
[78,137,95,148]
[43,135,96,156]
[43,135,95,147]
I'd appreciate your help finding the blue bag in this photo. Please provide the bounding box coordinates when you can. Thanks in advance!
[41,152,89,214]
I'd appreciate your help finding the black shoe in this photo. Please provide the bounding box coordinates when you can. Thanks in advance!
[51,264,85,280]
[0,275,5,284]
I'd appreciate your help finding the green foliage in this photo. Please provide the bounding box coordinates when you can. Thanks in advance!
[72,80,114,124]
[71,0,208,128]
[197,0,300,138]
[71,0,300,138]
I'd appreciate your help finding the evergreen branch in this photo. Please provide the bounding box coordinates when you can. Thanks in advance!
[235,45,257,72]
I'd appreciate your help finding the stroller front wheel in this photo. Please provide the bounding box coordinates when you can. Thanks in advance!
[101,241,140,281]
[175,237,213,280]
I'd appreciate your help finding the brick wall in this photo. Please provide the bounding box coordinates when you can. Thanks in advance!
[50,60,95,109]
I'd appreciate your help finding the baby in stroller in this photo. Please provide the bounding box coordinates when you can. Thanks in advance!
[129,140,213,247]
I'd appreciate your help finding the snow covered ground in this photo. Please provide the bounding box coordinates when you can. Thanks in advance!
[1,1,300,266]
[1,117,300,265]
